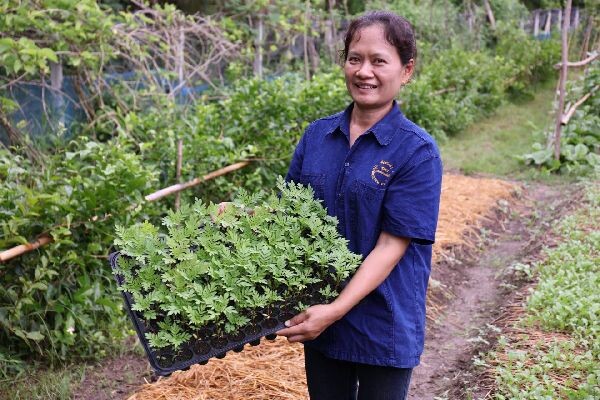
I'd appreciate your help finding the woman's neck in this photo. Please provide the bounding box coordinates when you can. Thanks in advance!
[349,102,394,145]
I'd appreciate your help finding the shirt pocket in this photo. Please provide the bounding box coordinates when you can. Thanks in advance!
[349,180,386,241]
[300,173,326,200]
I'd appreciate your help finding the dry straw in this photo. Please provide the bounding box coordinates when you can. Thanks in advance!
[127,174,519,400]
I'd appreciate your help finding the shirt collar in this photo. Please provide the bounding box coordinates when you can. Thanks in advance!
[325,101,403,146]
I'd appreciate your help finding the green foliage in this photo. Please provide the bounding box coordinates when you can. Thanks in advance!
[527,195,600,346]
[494,25,562,97]
[113,178,361,350]
[0,139,157,364]
[403,48,514,140]
[0,0,116,77]
[486,180,600,399]
[523,61,600,174]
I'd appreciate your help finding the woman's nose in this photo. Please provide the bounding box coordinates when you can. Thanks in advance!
[355,61,374,78]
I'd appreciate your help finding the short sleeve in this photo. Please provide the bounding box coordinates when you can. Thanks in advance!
[381,148,442,245]
[285,124,310,184]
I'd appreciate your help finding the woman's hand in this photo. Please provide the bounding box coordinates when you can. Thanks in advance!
[276,303,343,343]
[217,202,231,215]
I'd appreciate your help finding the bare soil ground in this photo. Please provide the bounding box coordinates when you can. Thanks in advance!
[409,181,577,400]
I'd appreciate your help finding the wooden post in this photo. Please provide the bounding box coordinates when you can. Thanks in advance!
[483,0,496,30]
[326,0,337,63]
[544,10,552,35]
[175,139,183,210]
[303,0,311,81]
[573,7,579,30]
[253,12,264,79]
[553,0,572,161]
[177,27,185,88]
[580,16,593,59]
[533,10,540,36]
[50,61,64,127]
[557,9,562,33]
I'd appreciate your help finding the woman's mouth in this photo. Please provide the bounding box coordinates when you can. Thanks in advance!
[355,83,378,89]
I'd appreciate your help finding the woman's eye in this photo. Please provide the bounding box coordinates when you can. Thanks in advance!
[374,58,386,64]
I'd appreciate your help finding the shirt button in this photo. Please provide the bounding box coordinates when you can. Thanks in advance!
[344,162,350,167]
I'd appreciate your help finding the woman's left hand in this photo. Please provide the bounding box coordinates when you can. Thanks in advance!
[276,304,342,343]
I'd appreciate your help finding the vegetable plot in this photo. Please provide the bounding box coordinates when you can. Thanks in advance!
[111,179,361,375]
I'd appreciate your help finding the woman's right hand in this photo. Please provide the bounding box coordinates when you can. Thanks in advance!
[217,202,231,215]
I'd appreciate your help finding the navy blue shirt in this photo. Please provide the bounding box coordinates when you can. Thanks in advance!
[286,101,442,368]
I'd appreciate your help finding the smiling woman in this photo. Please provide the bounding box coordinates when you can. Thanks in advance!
[277,10,442,400]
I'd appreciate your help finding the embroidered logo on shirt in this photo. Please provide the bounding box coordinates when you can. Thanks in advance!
[371,160,394,186]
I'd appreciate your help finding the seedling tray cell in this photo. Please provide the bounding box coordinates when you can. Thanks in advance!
[110,252,295,376]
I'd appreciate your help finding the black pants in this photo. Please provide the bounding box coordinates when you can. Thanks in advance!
[304,346,413,400]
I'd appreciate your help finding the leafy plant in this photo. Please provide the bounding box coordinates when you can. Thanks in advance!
[523,60,600,174]
[113,178,361,351]
[485,179,600,399]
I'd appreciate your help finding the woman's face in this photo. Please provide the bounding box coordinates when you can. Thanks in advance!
[344,24,413,112]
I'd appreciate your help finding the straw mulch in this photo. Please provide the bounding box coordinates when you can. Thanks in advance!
[126,174,520,400]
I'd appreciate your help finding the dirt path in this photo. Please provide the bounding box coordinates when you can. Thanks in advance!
[408,182,572,400]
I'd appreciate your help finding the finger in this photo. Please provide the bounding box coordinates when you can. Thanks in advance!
[276,323,304,337]
[285,311,307,327]
[287,334,309,343]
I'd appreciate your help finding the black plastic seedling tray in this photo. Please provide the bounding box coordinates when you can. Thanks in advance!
[110,252,303,376]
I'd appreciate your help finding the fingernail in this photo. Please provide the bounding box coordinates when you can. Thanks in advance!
[284,320,290,327]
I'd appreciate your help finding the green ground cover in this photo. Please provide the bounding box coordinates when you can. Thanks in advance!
[486,181,599,399]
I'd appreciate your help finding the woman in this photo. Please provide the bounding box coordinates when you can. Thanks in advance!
[276,11,443,400]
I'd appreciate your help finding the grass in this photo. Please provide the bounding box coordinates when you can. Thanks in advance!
[0,365,85,400]
[439,80,573,182]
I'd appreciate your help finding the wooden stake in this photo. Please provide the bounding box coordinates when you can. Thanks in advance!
[533,10,540,36]
[553,0,572,161]
[175,139,183,210]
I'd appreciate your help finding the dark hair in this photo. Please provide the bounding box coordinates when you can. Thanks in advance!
[341,11,417,66]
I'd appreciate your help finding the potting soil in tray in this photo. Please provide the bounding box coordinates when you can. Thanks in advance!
[109,252,315,376]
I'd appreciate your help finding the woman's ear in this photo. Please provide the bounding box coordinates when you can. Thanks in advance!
[401,59,415,85]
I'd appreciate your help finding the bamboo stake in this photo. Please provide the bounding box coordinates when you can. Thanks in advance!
[144,161,250,202]
[0,235,53,263]
[0,161,251,263]
[553,0,572,161]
